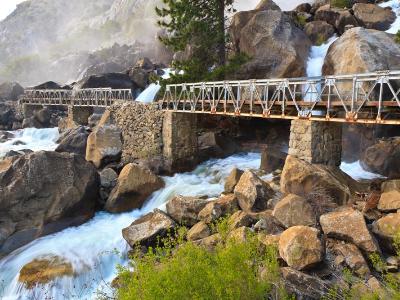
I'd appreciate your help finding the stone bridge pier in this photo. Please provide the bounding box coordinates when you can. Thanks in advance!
[288,120,342,166]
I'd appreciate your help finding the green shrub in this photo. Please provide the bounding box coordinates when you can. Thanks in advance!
[114,221,287,300]
[395,30,400,44]
[330,0,351,9]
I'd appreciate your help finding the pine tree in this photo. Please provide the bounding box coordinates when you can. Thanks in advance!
[156,0,234,82]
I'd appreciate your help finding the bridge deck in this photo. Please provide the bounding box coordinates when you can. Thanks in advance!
[20,71,400,124]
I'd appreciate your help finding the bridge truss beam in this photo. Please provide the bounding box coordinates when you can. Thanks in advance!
[160,70,400,125]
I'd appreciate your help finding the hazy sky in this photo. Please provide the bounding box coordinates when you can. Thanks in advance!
[0,0,314,22]
[0,0,25,21]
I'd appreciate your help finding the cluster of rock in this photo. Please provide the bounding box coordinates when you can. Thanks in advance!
[228,0,400,81]
[121,154,400,299]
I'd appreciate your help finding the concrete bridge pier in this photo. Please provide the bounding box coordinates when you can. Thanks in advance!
[23,104,43,118]
[68,106,94,126]
[288,120,342,166]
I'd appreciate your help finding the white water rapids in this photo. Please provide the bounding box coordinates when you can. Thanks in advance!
[0,128,59,158]
[2,0,400,297]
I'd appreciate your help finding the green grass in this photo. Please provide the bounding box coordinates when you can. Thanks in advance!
[113,219,288,300]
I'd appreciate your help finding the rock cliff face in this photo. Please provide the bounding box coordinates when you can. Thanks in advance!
[0,0,168,86]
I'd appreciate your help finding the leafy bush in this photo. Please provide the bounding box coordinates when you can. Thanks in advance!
[114,220,287,300]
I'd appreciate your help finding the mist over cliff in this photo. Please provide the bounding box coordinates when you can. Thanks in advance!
[0,0,313,86]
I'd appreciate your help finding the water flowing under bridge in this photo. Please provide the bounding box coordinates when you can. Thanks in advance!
[20,70,400,125]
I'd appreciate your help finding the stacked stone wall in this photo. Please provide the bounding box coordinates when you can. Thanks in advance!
[289,120,342,166]
[108,101,165,164]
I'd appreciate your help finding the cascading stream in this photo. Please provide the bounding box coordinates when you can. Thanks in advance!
[0,128,59,158]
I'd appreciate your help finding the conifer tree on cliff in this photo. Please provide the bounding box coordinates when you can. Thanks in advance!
[156,0,235,82]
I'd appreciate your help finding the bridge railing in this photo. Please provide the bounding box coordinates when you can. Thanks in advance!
[20,88,134,107]
[161,70,400,123]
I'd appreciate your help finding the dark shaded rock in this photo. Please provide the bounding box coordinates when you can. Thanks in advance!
[295,3,312,13]
[32,81,64,90]
[122,209,175,248]
[361,137,400,179]
[0,151,99,255]
[55,126,89,156]
[81,62,124,79]
[198,132,239,161]
[0,82,24,101]
[273,194,316,228]
[281,267,329,300]
[74,73,136,91]
[304,21,335,45]
[260,147,287,173]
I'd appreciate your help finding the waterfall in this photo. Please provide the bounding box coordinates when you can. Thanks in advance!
[0,128,59,158]
[136,69,173,103]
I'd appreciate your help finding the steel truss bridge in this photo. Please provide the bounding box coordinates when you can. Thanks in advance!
[20,71,400,124]
[161,70,400,125]
[20,88,133,107]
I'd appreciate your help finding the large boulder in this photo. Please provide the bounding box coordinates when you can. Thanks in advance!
[19,256,74,289]
[279,226,323,270]
[272,194,316,228]
[0,151,99,255]
[166,195,209,226]
[361,138,400,179]
[303,21,335,45]
[372,212,400,251]
[353,3,396,31]
[224,168,243,193]
[55,126,89,156]
[323,27,400,77]
[0,82,24,101]
[281,155,363,205]
[86,122,122,168]
[74,73,136,91]
[187,221,211,241]
[230,7,311,79]
[320,208,380,254]
[234,170,275,212]
[122,209,175,248]
[106,164,165,213]
[198,194,239,223]
[378,180,400,212]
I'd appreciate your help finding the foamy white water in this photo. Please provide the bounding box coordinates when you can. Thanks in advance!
[380,0,400,34]
[340,160,384,181]
[0,128,59,158]
[136,69,173,103]
[0,153,262,300]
